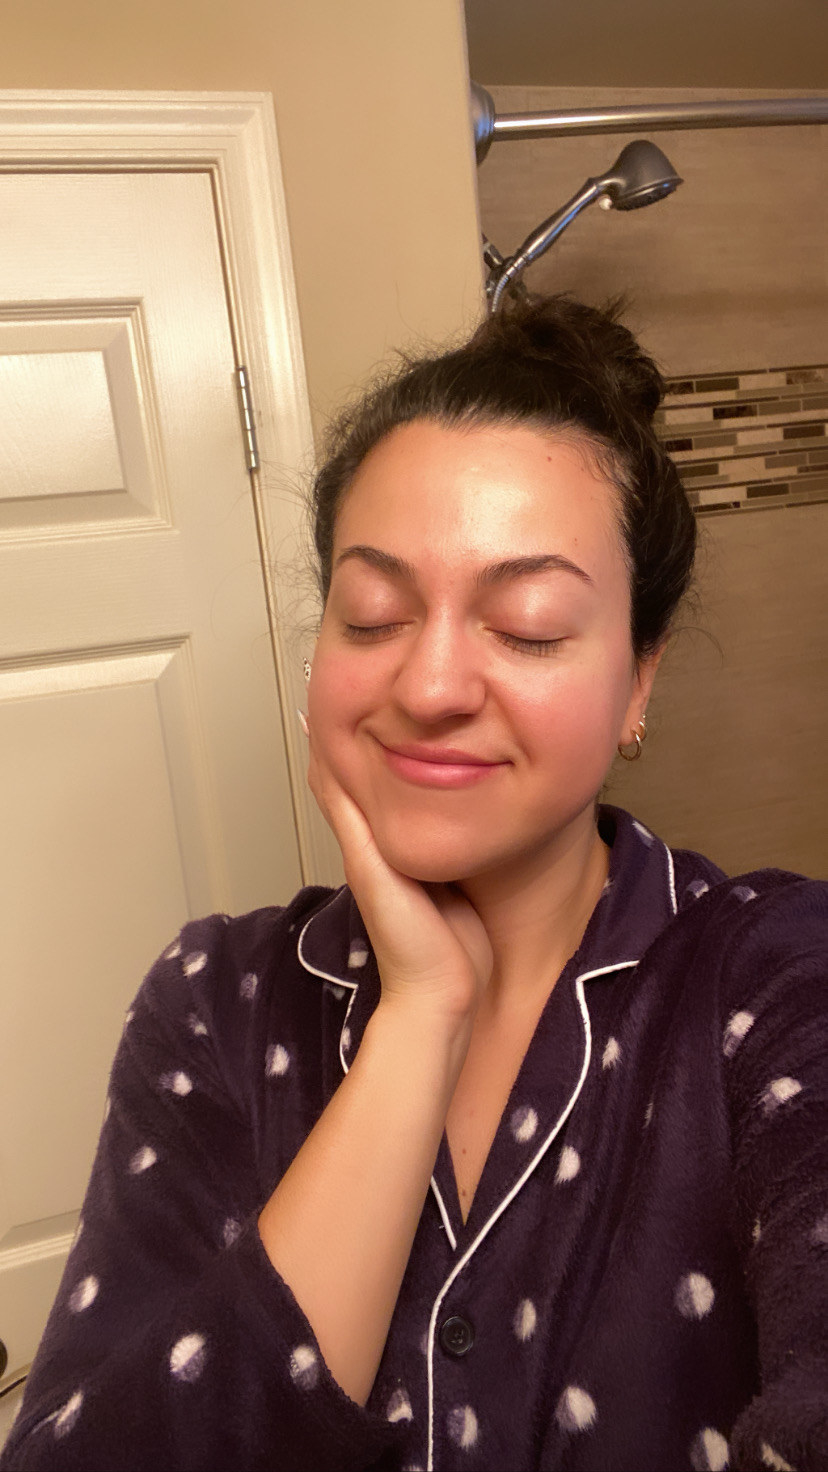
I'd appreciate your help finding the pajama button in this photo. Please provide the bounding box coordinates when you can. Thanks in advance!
[440,1315,475,1356]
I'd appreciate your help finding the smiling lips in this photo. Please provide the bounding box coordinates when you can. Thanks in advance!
[377,739,508,789]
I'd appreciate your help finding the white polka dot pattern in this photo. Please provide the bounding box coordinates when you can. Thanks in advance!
[386,1387,413,1423]
[170,1332,206,1383]
[348,942,369,969]
[760,1441,794,1471]
[555,1146,581,1184]
[731,885,757,903]
[182,951,207,978]
[510,1105,538,1143]
[514,1298,537,1342]
[53,1390,84,1438]
[289,1344,319,1389]
[675,1272,715,1319]
[188,1014,208,1037]
[761,1076,802,1114]
[690,1426,729,1471]
[160,1071,193,1096]
[723,1010,755,1058]
[644,1098,654,1128]
[164,940,182,960]
[341,1026,352,1054]
[240,972,258,1000]
[810,1212,828,1247]
[69,1275,99,1313]
[123,1009,134,1029]
[327,982,346,1000]
[265,1043,290,1077]
[222,1217,242,1248]
[602,1036,621,1070]
[687,879,710,900]
[752,1218,762,1244]
[555,1385,597,1433]
[447,1404,479,1449]
[129,1145,157,1174]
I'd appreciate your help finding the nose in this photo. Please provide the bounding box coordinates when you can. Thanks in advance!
[391,615,486,725]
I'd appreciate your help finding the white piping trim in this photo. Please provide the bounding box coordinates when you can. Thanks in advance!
[338,988,359,1077]
[424,962,635,1472]
[296,890,358,990]
[665,845,678,916]
[429,1176,457,1252]
[295,894,361,1078]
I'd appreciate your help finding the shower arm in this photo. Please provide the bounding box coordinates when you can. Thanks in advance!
[472,83,828,162]
[489,179,602,312]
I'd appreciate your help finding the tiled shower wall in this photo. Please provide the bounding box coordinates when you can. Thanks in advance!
[658,365,828,513]
[476,87,828,875]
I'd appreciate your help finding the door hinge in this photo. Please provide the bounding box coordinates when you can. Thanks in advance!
[235,365,260,473]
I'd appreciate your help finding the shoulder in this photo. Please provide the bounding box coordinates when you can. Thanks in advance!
[129,884,346,1044]
[662,846,828,1015]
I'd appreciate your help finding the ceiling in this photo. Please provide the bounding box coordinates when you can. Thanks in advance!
[464,0,828,90]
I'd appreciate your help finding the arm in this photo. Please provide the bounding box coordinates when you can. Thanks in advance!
[1,918,404,1472]
[259,729,493,1405]
[4,736,492,1470]
[724,883,828,1472]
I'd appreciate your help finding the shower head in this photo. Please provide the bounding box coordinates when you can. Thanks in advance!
[488,138,682,312]
[597,140,683,210]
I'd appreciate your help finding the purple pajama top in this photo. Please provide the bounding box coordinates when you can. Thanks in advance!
[2,805,827,1472]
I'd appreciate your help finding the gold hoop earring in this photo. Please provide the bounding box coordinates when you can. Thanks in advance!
[617,716,646,762]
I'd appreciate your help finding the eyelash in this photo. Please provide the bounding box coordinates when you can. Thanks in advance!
[497,633,565,657]
[342,624,564,656]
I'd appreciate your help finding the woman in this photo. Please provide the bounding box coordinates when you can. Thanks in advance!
[3,296,826,1472]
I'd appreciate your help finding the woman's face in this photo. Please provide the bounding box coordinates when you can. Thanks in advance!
[309,419,662,883]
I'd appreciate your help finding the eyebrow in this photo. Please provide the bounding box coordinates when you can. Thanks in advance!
[334,544,594,589]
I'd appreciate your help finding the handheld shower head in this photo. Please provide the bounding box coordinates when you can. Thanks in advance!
[597,140,683,211]
[487,138,683,312]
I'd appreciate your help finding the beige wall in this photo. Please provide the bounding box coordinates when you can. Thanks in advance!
[1,0,484,431]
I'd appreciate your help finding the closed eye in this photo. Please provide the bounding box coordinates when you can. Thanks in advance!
[342,622,406,642]
[496,633,566,656]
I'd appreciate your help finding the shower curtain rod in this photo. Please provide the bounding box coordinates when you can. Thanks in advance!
[471,83,828,161]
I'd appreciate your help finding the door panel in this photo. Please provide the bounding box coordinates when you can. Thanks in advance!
[0,171,303,1377]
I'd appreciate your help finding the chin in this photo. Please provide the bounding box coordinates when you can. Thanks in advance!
[369,825,489,884]
[369,817,547,887]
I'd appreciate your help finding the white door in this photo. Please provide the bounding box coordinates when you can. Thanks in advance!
[0,170,303,1382]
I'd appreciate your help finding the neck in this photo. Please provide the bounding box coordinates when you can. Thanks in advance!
[457,808,610,1014]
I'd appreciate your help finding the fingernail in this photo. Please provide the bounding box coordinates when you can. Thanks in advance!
[296,708,309,737]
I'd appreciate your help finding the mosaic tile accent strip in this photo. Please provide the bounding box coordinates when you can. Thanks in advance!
[654,365,828,515]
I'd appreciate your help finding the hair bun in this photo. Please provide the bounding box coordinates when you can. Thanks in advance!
[479,293,665,424]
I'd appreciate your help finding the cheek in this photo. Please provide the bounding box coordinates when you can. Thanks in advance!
[509,656,629,750]
[306,647,377,764]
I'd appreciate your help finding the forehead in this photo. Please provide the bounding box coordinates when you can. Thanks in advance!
[334,420,625,575]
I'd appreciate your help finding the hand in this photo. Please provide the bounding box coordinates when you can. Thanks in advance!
[305,720,493,1026]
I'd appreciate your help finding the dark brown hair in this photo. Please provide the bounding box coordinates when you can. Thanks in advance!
[312,293,696,662]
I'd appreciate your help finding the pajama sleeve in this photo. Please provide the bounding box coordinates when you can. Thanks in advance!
[0,917,402,1472]
[724,880,828,1472]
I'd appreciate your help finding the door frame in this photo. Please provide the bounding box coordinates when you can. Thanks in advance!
[0,90,340,885]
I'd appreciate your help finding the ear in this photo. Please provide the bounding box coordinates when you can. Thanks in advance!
[618,642,666,744]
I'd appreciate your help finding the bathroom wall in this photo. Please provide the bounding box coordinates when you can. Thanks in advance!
[479,87,828,876]
[1,0,484,433]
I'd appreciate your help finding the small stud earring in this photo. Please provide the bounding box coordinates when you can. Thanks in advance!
[303,658,312,683]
